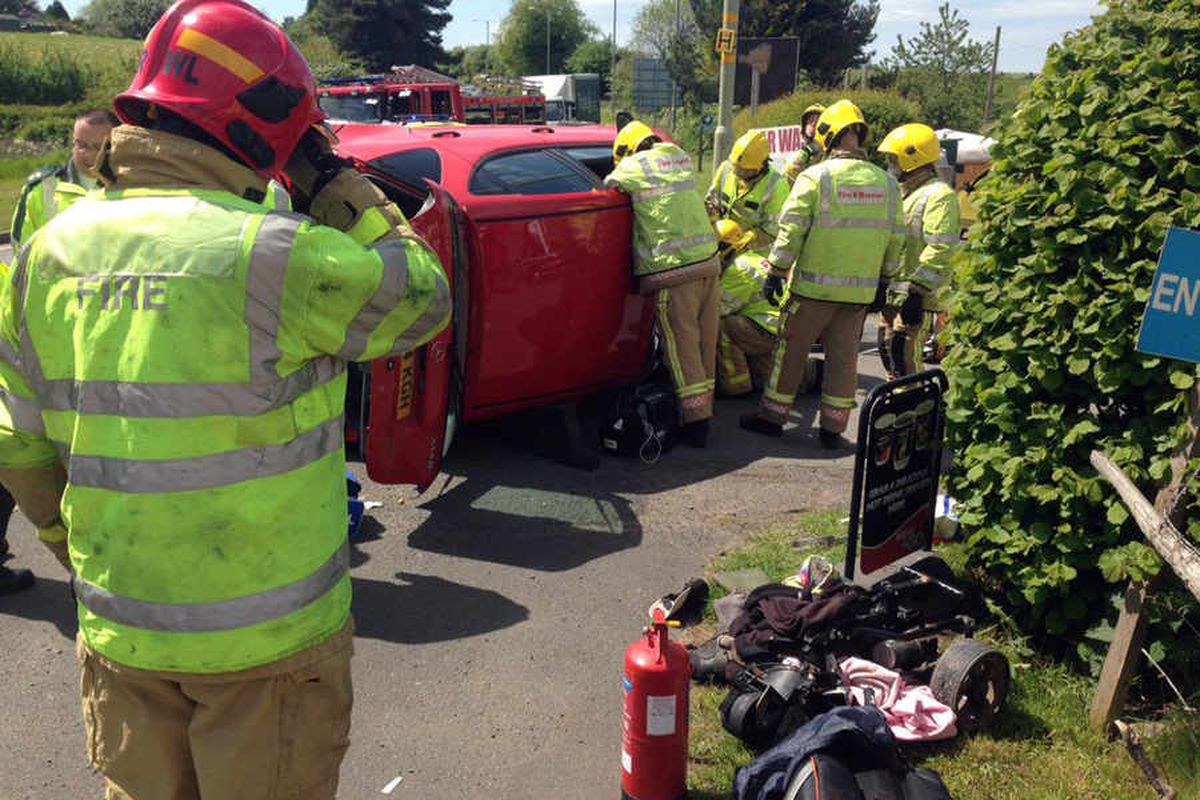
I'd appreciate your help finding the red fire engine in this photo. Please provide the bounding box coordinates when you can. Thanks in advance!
[316,65,546,125]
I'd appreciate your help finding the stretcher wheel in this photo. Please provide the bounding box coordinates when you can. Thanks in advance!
[930,638,1009,735]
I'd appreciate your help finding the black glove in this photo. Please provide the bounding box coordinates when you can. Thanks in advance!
[763,273,785,307]
[899,289,925,326]
[868,281,889,313]
[283,125,353,212]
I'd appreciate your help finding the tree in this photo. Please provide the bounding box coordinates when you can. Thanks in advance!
[943,0,1200,673]
[739,0,879,87]
[566,38,617,92]
[493,0,597,77]
[884,3,992,129]
[308,0,451,72]
[438,44,490,80]
[0,0,38,15]
[80,0,169,38]
[630,0,712,106]
[43,0,68,19]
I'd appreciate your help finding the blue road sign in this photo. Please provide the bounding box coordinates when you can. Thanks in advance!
[1137,226,1200,363]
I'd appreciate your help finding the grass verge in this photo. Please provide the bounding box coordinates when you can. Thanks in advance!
[686,511,1200,799]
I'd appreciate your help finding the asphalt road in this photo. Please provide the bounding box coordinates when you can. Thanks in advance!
[0,289,888,798]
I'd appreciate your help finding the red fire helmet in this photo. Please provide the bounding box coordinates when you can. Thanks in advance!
[115,0,325,178]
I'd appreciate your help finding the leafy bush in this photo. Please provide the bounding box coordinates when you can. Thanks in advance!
[942,0,1200,663]
[734,89,922,167]
[0,42,87,104]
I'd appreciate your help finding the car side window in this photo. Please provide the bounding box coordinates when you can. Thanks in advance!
[557,146,614,181]
[469,149,595,196]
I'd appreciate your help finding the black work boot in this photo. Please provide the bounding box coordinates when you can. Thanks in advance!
[819,429,849,450]
[740,412,783,437]
[681,419,710,448]
[0,565,34,595]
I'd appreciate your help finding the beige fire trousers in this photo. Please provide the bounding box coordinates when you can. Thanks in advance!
[758,295,866,433]
[718,315,776,395]
[78,622,354,800]
[656,275,720,423]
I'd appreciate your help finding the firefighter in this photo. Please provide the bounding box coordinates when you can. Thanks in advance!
[715,220,778,396]
[9,108,117,250]
[0,0,450,796]
[876,123,961,379]
[740,99,904,448]
[605,121,720,447]
[706,130,789,251]
[782,103,826,183]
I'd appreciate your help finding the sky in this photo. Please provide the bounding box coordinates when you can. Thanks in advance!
[59,0,1105,73]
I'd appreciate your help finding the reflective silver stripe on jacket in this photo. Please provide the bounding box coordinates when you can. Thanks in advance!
[0,388,45,435]
[631,180,695,203]
[73,540,350,633]
[634,154,668,186]
[794,270,879,289]
[637,234,716,260]
[337,239,411,360]
[924,232,960,244]
[387,269,452,355]
[914,267,943,287]
[16,211,345,419]
[68,415,344,494]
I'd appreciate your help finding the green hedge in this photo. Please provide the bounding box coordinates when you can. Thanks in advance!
[942,0,1200,677]
[734,89,923,166]
[0,42,87,105]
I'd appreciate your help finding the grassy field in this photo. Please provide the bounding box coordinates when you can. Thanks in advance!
[685,511,1200,799]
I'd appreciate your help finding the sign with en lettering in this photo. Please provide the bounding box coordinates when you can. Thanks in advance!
[1137,227,1200,362]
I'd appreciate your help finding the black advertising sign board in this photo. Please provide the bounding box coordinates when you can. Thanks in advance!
[845,370,948,584]
[734,37,800,106]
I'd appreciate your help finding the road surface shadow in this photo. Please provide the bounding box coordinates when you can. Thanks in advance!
[0,573,76,639]
[408,474,643,572]
[351,572,528,643]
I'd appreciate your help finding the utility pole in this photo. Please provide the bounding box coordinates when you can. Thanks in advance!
[546,10,552,74]
[982,25,1002,127]
[712,0,739,170]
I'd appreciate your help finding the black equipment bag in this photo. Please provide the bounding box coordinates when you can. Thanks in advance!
[601,376,678,463]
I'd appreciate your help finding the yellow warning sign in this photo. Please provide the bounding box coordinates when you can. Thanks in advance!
[715,28,736,55]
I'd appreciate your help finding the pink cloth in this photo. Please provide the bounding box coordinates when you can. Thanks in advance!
[837,656,958,742]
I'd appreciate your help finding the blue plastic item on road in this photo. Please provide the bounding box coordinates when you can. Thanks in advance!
[346,470,365,538]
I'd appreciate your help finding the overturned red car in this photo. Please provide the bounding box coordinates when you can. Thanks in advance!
[334,123,655,489]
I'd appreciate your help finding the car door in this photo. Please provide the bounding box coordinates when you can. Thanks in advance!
[362,182,462,491]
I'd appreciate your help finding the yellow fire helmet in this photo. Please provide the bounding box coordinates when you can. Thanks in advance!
[715,219,755,255]
[730,130,770,173]
[801,103,826,127]
[813,99,868,152]
[613,120,659,164]
[878,123,942,174]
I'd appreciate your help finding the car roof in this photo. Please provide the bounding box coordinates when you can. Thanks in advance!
[333,123,616,163]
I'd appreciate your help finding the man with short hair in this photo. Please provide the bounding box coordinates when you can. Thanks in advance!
[0,108,118,595]
[10,107,118,249]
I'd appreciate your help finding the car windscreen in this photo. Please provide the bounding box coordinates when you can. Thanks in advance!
[556,145,613,180]
[319,94,382,123]
[469,149,594,195]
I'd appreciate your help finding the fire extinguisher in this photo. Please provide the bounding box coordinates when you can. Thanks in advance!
[621,608,691,800]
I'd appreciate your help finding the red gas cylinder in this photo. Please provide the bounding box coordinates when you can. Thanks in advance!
[621,608,691,800]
